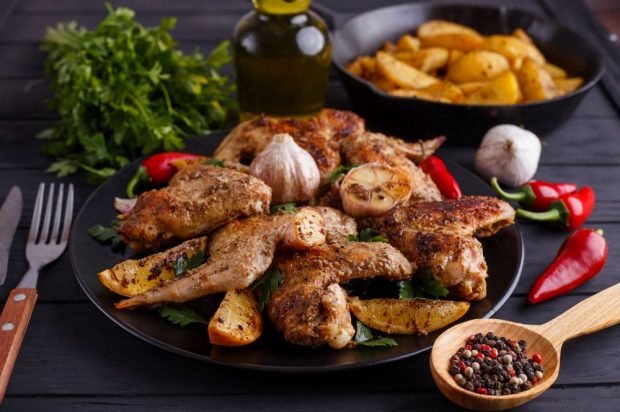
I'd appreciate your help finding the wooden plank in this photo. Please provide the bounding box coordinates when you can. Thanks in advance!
[17,0,250,13]
[3,297,619,398]
[4,385,620,412]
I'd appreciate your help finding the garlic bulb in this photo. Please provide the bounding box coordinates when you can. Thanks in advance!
[475,125,541,187]
[250,133,320,204]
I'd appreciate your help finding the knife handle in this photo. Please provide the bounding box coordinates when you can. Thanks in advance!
[0,288,37,401]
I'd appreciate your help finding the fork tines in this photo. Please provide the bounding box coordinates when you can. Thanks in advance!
[28,183,74,245]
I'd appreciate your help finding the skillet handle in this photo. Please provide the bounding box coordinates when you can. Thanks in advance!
[311,2,352,30]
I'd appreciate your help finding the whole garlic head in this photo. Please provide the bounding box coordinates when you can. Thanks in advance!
[475,125,541,187]
[250,133,320,204]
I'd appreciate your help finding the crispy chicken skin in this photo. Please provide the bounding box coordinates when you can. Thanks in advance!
[341,132,443,201]
[365,196,515,300]
[269,242,413,348]
[214,109,364,185]
[119,164,271,251]
[311,206,358,245]
[368,196,515,238]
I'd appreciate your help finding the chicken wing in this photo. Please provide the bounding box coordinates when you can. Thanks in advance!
[268,242,412,348]
[340,132,443,201]
[119,163,271,251]
[214,109,365,185]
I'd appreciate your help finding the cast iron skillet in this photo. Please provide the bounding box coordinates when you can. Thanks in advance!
[70,131,524,372]
[321,3,604,145]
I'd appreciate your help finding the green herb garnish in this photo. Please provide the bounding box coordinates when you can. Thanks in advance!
[253,267,284,311]
[40,5,235,183]
[348,228,388,243]
[354,321,398,347]
[88,220,123,250]
[158,305,207,327]
[398,272,449,299]
[328,164,357,183]
[173,251,205,277]
[203,158,225,167]
[270,202,297,215]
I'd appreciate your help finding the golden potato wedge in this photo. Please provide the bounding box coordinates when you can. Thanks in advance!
[447,49,464,68]
[446,50,510,84]
[543,62,568,79]
[512,28,534,44]
[464,71,522,105]
[457,81,485,95]
[517,57,559,102]
[346,56,376,79]
[554,77,584,95]
[381,41,397,53]
[98,236,208,297]
[394,48,449,73]
[479,35,545,65]
[208,289,263,347]
[376,51,438,89]
[349,297,470,335]
[396,34,421,52]
[417,20,484,51]
[390,88,450,103]
[391,81,463,103]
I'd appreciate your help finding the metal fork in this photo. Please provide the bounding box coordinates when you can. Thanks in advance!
[0,183,74,401]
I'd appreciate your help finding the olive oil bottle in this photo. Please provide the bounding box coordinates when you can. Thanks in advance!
[233,0,331,119]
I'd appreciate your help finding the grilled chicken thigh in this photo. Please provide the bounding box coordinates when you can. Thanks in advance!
[269,242,413,348]
[340,132,443,201]
[119,164,271,251]
[365,196,515,300]
[214,109,365,185]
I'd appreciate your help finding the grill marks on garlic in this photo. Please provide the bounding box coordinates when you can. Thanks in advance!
[340,162,413,217]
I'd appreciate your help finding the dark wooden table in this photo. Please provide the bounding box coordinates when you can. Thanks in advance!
[0,0,618,410]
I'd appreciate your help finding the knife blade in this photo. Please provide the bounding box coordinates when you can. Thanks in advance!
[0,186,22,285]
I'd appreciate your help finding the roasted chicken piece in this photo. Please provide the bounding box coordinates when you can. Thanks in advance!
[214,109,365,185]
[365,196,515,300]
[116,208,326,309]
[312,206,358,245]
[340,132,444,201]
[269,242,413,349]
[119,163,271,251]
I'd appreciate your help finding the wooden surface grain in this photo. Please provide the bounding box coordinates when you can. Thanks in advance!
[0,0,618,410]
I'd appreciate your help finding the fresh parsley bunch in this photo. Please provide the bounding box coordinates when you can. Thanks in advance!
[40,5,236,183]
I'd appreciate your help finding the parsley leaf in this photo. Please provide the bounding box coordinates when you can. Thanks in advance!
[40,5,236,184]
[203,158,225,167]
[398,272,449,299]
[270,202,297,215]
[253,267,284,312]
[173,251,205,277]
[88,220,123,250]
[158,305,207,327]
[354,321,398,347]
[348,228,388,243]
[328,164,357,183]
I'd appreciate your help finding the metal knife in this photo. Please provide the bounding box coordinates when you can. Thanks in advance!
[0,186,22,285]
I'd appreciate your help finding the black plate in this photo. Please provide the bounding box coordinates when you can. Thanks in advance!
[70,131,524,372]
[327,3,604,144]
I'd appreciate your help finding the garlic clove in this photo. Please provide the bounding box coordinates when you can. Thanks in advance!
[475,124,541,187]
[249,133,321,204]
[340,162,413,217]
[282,207,326,250]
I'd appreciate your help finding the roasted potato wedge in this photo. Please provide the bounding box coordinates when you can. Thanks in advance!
[518,57,559,102]
[98,236,208,297]
[376,51,438,89]
[417,20,483,51]
[464,71,522,105]
[479,35,545,65]
[349,297,470,335]
[544,62,568,79]
[396,34,421,52]
[457,81,485,95]
[554,77,584,95]
[394,48,449,73]
[446,50,510,84]
[512,28,534,45]
[208,289,263,346]
[447,49,464,68]
[391,81,464,103]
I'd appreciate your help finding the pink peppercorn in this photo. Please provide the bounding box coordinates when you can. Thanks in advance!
[476,387,488,395]
[489,348,498,359]
[532,353,542,363]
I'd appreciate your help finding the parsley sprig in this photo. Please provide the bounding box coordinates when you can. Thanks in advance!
[253,267,284,312]
[398,272,449,299]
[328,164,357,183]
[88,219,124,251]
[158,305,207,327]
[270,203,297,215]
[172,251,205,277]
[348,228,388,243]
[354,321,398,347]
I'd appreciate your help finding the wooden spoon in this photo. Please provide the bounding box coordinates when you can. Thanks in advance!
[430,282,620,411]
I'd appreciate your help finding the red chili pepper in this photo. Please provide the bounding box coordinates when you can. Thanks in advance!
[490,177,577,211]
[515,186,595,229]
[126,152,201,197]
[419,156,462,199]
[529,228,607,304]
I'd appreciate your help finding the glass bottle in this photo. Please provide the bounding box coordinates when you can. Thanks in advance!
[233,0,332,119]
